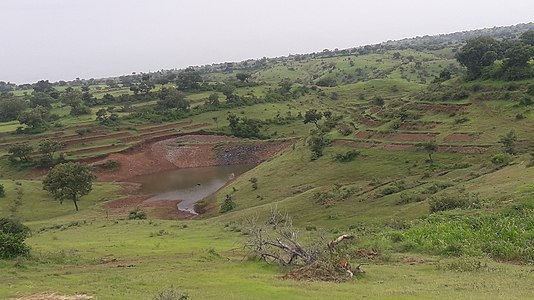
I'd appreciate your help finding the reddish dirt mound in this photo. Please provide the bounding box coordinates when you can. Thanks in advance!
[404,103,470,113]
[444,133,478,143]
[93,135,292,181]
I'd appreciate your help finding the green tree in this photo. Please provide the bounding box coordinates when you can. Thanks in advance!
[60,89,91,116]
[29,92,54,109]
[7,143,33,163]
[157,88,189,110]
[32,80,55,94]
[236,73,251,82]
[307,131,330,160]
[419,141,438,164]
[227,114,262,138]
[0,218,31,259]
[176,67,202,91]
[38,139,64,166]
[0,96,28,122]
[456,36,502,79]
[520,30,534,46]
[303,109,323,129]
[205,93,220,106]
[17,105,50,130]
[499,130,517,154]
[43,162,96,211]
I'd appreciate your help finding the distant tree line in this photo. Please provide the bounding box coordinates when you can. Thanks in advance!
[456,30,534,80]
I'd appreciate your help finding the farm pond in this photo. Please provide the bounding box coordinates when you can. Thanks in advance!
[132,164,254,214]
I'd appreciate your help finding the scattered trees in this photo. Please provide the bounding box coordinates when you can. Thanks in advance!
[43,162,96,211]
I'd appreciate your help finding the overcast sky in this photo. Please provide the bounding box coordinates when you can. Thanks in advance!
[0,0,532,84]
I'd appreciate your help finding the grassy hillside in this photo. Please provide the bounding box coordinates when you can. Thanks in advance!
[1,24,533,299]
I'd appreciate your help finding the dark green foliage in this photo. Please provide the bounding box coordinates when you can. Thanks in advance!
[227,114,262,138]
[371,96,384,106]
[95,108,120,126]
[491,153,514,166]
[29,92,54,109]
[8,144,34,163]
[176,67,202,91]
[333,150,360,163]
[456,36,502,79]
[0,184,4,197]
[307,131,330,160]
[0,218,31,259]
[303,109,323,129]
[0,96,28,122]
[418,141,438,163]
[428,192,480,213]
[220,194,236,213]
[129,208,147,220]
[313,184,356,204]
[315,77,337,87]
[60,89,91,116]
[498,130,517,154]
[38,139,64,166]
[157,88,189,110]
[43,162,96,211]
[17,105,50,130]
[249,178,258,190]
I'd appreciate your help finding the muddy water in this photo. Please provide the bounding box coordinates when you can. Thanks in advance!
[133,165,254,214]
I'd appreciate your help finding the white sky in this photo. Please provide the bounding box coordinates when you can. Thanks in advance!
[0,0,533,84]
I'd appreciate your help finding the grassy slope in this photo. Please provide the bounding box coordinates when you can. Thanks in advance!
[1,43,533,299]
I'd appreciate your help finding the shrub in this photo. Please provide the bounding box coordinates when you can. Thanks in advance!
[0,218,31,259]
[153,285,188,300]
[128,208,147,220]
[333,150,360,163]
[429,192,480,213]
[396,203,533,261]
[0,184,5,197]
[97,159,120,170]
[220,194,236,213]
[491,153,514,166]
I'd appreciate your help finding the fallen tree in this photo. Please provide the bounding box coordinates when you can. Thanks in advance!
[243,207,363,281]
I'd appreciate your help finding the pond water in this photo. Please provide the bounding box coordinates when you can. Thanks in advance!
[133,164,254,214]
